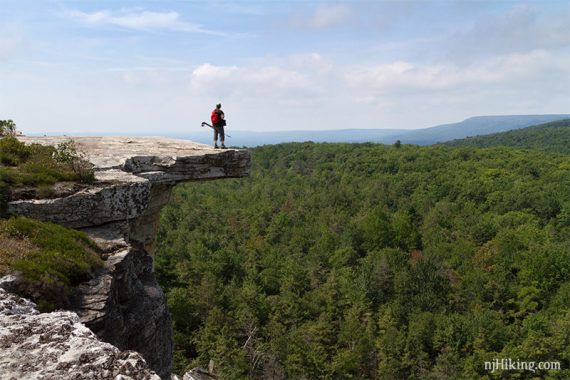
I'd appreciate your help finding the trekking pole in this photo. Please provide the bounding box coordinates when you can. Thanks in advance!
[201,122,232,138]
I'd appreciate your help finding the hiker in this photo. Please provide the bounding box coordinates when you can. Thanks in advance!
[211,103,226,149]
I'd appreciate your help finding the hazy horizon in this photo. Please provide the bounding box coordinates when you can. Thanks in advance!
[23,113,569,137]
[21,114,568,149]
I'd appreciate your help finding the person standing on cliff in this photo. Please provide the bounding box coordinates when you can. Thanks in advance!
[211,103,226,149]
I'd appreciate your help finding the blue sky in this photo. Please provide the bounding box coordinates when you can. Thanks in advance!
[1,0,569,135]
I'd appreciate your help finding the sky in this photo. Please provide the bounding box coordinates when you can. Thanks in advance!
[0,0,569,135]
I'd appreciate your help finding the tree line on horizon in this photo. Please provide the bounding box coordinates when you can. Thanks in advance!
[444,118,570,154]
[155,137,570,379]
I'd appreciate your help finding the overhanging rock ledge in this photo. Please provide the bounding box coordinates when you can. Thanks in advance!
[6,136,251,379]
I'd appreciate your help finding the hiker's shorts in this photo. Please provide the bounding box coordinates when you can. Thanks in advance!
[214,125,225,141]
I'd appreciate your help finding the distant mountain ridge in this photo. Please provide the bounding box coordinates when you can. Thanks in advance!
[168,128,403,147]
[444,118,570,154]
[180,114,568,147]
[386,114,570,145]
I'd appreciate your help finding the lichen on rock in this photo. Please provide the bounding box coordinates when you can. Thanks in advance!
[0,288,161,380]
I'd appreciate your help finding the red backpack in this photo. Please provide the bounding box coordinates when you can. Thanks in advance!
[211,110,219,125]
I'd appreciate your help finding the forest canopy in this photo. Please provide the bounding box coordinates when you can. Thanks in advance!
[156,140,570,379]
[444,119,570,154]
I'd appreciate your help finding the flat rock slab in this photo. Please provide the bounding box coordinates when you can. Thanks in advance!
[18,136,226,170]
[9,137,251,227]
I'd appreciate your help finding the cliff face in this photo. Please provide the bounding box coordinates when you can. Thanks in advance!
[5,137,251,379]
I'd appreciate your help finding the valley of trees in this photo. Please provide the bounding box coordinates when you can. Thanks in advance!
[156,137,570,379]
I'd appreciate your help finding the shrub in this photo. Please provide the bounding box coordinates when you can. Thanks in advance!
[0,120,17,137]
[52,139,95,184]
[0,216,103,311]
[0,136,31,165]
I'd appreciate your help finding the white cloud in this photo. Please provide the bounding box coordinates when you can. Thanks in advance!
[345,50,569,95]
[188,53,334,102]
[67,8,219,34]
[190,62,323,100]
[182,48,569,129]
[192,64,239,82]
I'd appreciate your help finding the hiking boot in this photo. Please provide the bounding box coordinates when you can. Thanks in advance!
[214,144,219,149]
[221,144,227,149]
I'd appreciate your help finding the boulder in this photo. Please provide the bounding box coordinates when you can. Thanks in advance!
[0,288,161,380]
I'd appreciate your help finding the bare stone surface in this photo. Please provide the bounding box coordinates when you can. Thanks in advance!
[182,368,218,380]
[81,222,130,254]
[3,136,251,379]
[0,288,161,380]
[8,179,151,228]
[17,136,213,168]
[72,244,173,379]
[17,136,248,179]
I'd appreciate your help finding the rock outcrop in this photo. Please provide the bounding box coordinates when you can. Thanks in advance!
[0,288,160,379]
[182,368,218,380]
[4,137,251,379]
